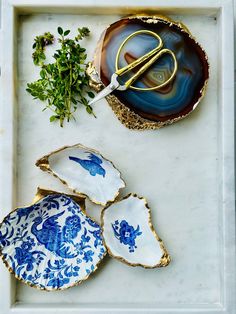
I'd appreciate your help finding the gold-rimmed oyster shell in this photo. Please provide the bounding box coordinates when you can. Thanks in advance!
[101,193,170,268]
[0,188,107,291]
[36,144,125,206]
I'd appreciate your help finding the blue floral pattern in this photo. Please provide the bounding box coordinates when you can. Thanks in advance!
[111,220,142,253]
[69,153,106,177]
[0,194,106,290]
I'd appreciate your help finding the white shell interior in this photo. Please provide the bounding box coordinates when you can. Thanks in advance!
[0,194,106,291]
[102,195,165,267]
[46,145,125,205]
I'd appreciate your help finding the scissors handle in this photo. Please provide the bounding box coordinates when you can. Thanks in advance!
[125,48,178,90]
[115,31,163,77]
[115,30,178,91]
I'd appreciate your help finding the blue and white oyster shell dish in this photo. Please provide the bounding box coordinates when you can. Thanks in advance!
[36,144,125,206]
[0,191,106,291]
[0,144,171,291]
[101,194,170,268]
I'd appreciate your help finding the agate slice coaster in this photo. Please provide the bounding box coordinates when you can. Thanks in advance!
[101,194,170,268]
[0,188,106,291]
[88,15,209,130]
[36,144,125,206]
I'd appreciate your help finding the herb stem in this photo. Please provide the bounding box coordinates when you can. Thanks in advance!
[68,63,72,121]
[26,26,95,126]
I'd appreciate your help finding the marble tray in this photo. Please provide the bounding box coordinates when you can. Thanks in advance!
[0,0,235,314]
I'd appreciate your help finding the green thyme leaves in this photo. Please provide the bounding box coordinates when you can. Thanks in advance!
[26,27,95,127]
[32,32,54,66]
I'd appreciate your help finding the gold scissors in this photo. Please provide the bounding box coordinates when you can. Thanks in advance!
[89,30,177,106]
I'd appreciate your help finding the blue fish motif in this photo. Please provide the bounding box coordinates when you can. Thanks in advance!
[69,153,106,177]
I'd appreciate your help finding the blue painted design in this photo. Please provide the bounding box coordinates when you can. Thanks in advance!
[16,205,36,224]
[62,215,81,241]
[22,270,41,285]
[69,153,106,177]
[0,227,14,246]
[111,220,142,253]
[14,238,46,271]
[43,260,80,288]
[83,250,94,263]
[0,194,106,290]
[31,211,81,259]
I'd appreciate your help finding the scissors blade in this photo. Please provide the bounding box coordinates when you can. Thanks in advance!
[88,74,120,106]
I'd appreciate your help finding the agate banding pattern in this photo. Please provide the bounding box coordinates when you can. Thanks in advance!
[92,15,209,128]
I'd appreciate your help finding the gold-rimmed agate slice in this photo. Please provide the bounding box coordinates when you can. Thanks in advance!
[88,15,209,130]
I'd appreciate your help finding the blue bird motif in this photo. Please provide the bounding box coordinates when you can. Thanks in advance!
[69,153,106,177]
[31,212,81,259]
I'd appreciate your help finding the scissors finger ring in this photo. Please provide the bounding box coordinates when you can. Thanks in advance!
[115,29,178,91]
[88,30,178,106]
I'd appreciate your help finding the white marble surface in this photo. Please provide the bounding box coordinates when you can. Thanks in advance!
[0,1,234,312]
[14,13,221,306]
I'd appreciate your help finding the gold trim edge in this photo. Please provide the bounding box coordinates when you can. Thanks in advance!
[0,187,107,292]
[87,14,209,130]
[35,143,126,206]
[101,193,171,269]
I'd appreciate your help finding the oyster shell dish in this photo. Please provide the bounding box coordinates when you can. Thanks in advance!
[36,144,125,206]
[0,188,106,291]
[101,194,170,268]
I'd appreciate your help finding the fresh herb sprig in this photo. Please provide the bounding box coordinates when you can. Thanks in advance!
[32,32,54,65]
[26,26,95,127]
